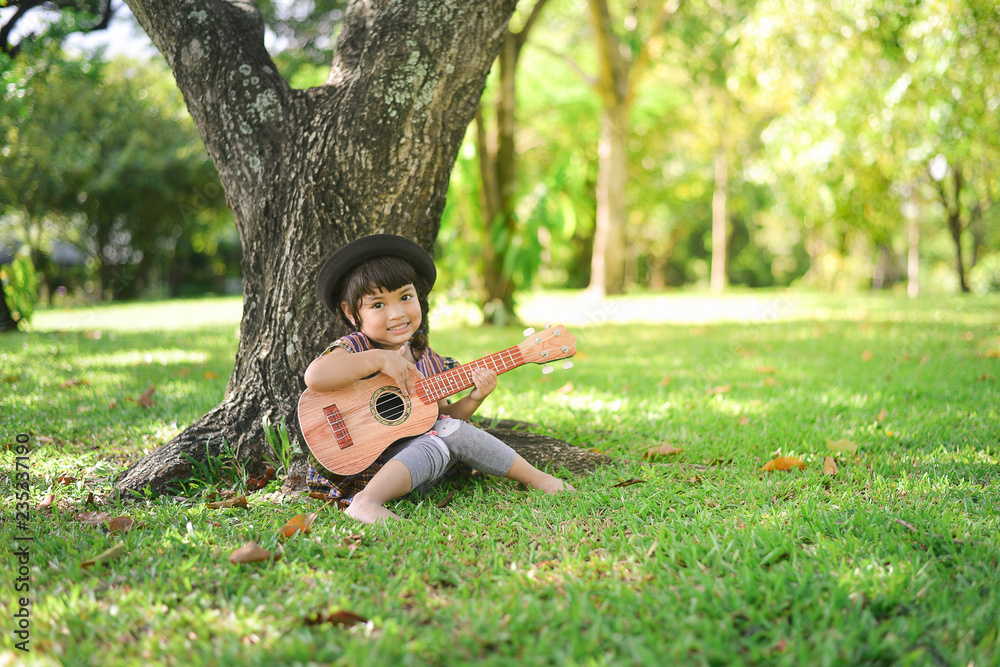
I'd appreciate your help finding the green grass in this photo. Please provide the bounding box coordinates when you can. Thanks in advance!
[2,292,999,666]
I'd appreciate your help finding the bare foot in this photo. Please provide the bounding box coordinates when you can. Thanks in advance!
[344,498,403,524]
[530,473,575,495]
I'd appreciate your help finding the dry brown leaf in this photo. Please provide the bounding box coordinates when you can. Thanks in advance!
[246,466,277,492]
[876,409,887,423]
[206,495,249,509]
[985,349,1000,359]
[82,542,126,568]
[62,378,90,388]
[38,494,55,511]
[203,371,220,380]
[556,381,574,395]
[861,350,874,362]
[304,610,367,628]
[229,540,281,565]
[755,365,777,374]
[138,384,156,408]
[342,534,363,551]
[823,457,838,476]
[738,416,751,426]
[659,376,673,387]
[436,491,455,508]
[760,456,806,473]
[57,474,78,485]
[76,511,112,527]
[107,517,136,534]
[82,330,103,340]
[894,518,918,533]
[709,385,732,395]
[611,478,646,488]
[280,513,318,539]
[827,439,859,455]
[643,443,684,460]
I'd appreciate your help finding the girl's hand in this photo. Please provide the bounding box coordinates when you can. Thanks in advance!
[468,366,498,402]
[380,348,420,395]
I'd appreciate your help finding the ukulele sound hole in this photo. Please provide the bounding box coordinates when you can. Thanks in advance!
[370,386,411,426]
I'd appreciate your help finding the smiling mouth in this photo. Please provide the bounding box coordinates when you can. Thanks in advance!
[387,323,410,332]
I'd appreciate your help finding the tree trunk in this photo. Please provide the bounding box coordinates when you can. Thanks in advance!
[907,215,919,298]
[115,0,517,495]
[0,274,18,332]
[476,1,550,323]
[709,146,728,294]
[590,100,629,295]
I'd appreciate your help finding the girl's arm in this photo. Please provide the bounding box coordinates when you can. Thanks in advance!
[438,367,497,421]
[304,347,421,395]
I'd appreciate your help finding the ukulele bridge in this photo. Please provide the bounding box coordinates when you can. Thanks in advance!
[322,404,355,450]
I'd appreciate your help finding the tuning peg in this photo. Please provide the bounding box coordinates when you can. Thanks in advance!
[542,365,554,375]
[562,361,574,370]
[522,327,536,337]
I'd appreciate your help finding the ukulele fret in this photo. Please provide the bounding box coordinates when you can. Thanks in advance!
[420,346,526,403]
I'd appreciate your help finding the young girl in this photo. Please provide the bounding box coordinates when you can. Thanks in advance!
[304,234,574,524]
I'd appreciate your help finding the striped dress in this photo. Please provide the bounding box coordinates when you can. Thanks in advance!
[305,331,459,502]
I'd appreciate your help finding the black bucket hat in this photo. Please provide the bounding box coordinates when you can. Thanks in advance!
[316,234,437,314]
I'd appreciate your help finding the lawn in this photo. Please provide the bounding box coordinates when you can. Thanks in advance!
[2,291,999,666]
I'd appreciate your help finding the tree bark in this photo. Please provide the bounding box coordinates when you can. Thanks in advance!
[934,164,969,293]
[476,0,550,323]
[115,0,517,495]
[709,146,728,294]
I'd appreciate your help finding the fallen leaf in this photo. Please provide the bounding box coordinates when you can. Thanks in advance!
[203,371,220,380]
[308,491,332,502]
[826,439,859,455]
[823,457,838,476]
[643,443,684,460]
[3,375,19,383]
[85,491,95,506]
[436,491,455,508]
[709,385,732,395]
[62,378,90,388]
[246,465,277,492]
[985,349,1000,359]
[206,495,248,509]
[755,365,777,374]
[138,384,156,408]
[57,474,78,485]
[876,409,887,423]
[38,494,55,510]
[342,534,363,550]
[107,517,136,534]
[738,416,751,426]
[229,540,281,565]
[280,512,318,538]
[611,478,646,488]
[556,381,574,395]
[659,376,673,387]
[76,511,112,527]
[82,330,103,340]
[175,368,192,378]
[304,610,367,628]
[760,457,806,472]
[894,518,918,533]
[861,350,874,362]
[82,542,126,568]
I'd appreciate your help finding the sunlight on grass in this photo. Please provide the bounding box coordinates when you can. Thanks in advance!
[2,292,999,665]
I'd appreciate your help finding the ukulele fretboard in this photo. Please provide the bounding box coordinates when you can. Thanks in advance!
[416,346,525,403]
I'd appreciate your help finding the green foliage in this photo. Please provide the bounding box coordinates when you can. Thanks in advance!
[261,414,301,476]
[0,250,38,327]
[970,255,1000,295]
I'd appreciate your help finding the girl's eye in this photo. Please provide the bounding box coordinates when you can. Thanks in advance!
[401,294,412,301]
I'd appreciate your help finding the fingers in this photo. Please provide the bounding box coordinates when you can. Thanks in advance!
[469,366,498,401]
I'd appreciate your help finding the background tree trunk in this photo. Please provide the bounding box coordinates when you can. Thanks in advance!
[709,146,728,293]
[115,0,517,495]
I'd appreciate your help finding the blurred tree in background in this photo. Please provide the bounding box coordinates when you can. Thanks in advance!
[1,0,998,319]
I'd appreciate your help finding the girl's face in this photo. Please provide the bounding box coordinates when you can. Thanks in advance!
[342,283,422,350]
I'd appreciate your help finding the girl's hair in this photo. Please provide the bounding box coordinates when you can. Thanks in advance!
[336,255,430,359]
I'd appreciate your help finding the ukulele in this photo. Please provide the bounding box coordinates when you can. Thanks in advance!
[298,325,577,476]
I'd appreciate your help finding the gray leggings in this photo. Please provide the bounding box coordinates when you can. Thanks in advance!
[386,417,517,492]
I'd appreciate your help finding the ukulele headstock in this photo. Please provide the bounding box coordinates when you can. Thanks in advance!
[517,324,577,368]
